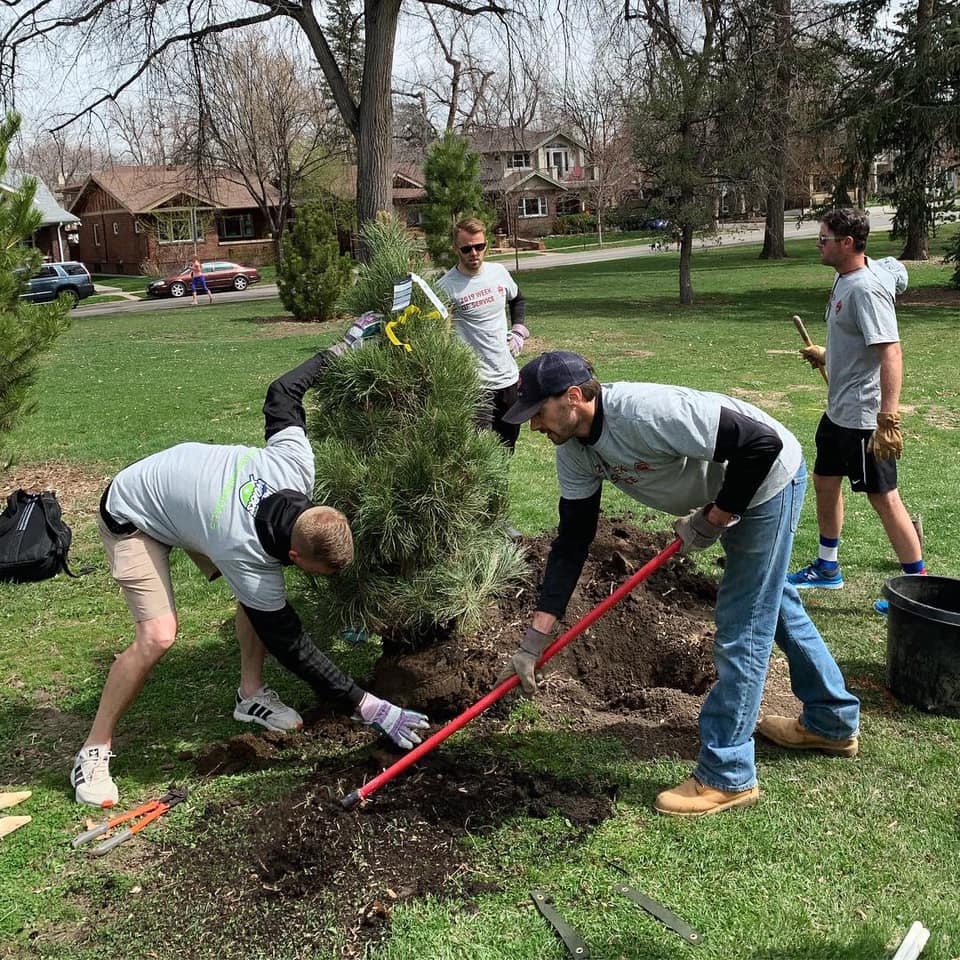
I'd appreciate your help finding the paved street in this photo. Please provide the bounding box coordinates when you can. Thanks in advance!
[73,208,896,319]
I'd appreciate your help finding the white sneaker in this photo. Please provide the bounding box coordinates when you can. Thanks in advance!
[233,688,303,732]
[70,745,119,807]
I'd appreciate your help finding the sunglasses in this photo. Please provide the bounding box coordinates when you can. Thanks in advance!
[458,242,487,254]
[816,235,845,246]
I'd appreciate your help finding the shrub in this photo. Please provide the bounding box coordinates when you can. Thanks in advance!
[0,111,71,455]
[277,202,353,321]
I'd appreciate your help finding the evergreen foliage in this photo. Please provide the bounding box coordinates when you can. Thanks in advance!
[422,131,492,270]
[0,111,71,452]
[310,217,525,645]
[337,213,443,318]
[277,202,353,322]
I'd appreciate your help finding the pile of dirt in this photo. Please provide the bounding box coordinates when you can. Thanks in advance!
[370,518,721,743]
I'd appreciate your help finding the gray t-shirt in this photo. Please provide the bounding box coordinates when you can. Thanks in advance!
[106,426,314,611]
[438,261,520,390]
[824,265,900,430]
[556,383,803,515]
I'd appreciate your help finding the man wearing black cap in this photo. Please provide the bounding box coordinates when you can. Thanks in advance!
[499,351,860,817]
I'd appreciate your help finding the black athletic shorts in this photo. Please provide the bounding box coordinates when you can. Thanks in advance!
[813,413,898,494]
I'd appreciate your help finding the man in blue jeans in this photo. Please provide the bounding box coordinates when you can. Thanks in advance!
[498,351,860,817]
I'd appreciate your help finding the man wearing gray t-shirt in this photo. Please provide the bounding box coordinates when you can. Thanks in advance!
[788,208,924,607]
[438,217,529,450]
[70,342,429,807]
[497,351,859,817]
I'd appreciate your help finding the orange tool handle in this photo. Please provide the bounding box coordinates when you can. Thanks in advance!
[71,800,161,848]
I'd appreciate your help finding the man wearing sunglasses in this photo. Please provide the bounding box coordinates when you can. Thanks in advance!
[438,217,530,450]
[788,207,924,611]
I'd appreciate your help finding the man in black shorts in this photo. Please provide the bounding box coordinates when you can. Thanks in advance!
[788,208,924,609]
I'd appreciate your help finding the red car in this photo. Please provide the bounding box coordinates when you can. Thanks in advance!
[147,260,261,298]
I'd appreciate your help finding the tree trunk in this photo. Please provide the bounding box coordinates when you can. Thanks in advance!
[897,0,935,261]
[679,225,694,304]
[760,184,786,259]
[760,0,790,260]
[355,0,401,258]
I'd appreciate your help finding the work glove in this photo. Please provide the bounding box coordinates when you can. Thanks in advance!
[868,411,903,460]
[506,323,531,357]
[355,692,430,750]
[799,344,826,369]
[674,505,727,554]
[328,312,384,357]
[497,626,553,695]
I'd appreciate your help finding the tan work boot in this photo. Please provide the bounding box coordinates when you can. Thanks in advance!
[654,776,759,817]
[756,715,858,758]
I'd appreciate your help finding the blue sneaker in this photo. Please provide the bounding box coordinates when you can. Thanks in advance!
[873,599,888,615]
[787,562,844,589]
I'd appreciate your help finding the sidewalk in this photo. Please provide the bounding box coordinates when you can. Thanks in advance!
[93,284,141,301]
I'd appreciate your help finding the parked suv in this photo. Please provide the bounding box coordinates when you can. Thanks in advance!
[20,262,95,306]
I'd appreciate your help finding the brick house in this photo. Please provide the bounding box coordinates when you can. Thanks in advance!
[68,165,281,275]
[468,128,601,238]
[1,170,81,261]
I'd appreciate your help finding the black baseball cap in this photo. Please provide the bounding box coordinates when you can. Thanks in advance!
[503,351,595,424]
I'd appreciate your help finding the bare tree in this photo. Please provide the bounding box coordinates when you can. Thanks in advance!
[556,13,644,245]
[14,118,111,188]
[1,0,518,253]
[182,32,341,259]
[627,0,742,304]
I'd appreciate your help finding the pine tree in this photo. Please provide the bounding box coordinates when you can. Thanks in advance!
[422,131,492,270]
[277,203,353,322]
[0,111,71,454]
[308,215,526,647]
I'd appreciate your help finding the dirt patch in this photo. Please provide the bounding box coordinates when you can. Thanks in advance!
[0,461,111,521]
[729,387,788,410]
[922,405,960,430]
[110,751,617,958]
[897,285,960,308]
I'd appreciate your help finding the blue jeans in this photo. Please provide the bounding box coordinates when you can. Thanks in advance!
[695,462,860,791]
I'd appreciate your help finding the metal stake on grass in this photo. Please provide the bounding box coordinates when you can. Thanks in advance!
[340,537,684,810]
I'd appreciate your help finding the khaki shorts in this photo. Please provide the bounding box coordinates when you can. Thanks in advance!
[98,516,220,622]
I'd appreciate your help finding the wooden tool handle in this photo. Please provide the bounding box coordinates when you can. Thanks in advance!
[792,315,828,383]
[792,314,813,347]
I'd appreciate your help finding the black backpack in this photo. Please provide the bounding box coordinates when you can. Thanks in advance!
[0,489,77,582]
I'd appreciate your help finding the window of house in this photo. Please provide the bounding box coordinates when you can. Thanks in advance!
[507,151,531,169]
[518,196,548,218]
[134,221,143,234]
[217,212,255,241]
[556,195,582,215]
[112,222,120,235]
[93,223,101,246]
[156,211,201,243]
[546,145,571,177]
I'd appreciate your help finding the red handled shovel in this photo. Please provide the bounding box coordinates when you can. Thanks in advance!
[340,536,683,810]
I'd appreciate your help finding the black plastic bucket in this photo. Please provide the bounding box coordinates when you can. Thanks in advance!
[884,575,960,716]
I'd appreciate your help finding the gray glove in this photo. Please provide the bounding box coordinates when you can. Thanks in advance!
[506,323,530,357]
[498,626,553,695]
[674,505,727,554]
[328,312,383,357]
[355,692,430,750]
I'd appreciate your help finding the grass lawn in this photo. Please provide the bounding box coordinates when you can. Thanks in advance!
[3,234,959,959]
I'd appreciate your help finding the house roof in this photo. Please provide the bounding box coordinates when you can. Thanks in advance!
[69,165,280,214]
[490,170,568,193]
[320,162,426,202]
[1,170,80,226]
[468,127,588,155]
